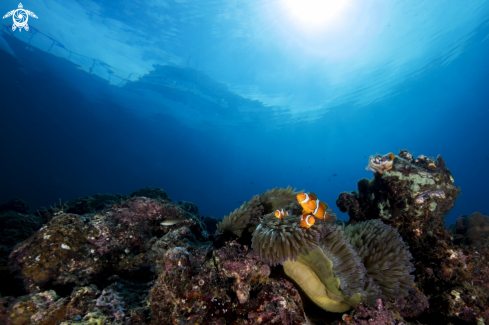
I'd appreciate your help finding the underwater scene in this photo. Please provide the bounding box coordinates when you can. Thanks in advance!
[1,0,489,324]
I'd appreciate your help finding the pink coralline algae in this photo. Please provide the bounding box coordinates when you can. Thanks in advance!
[395,286,429,319]
[339,299,401,325]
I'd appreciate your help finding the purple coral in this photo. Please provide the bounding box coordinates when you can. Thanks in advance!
[344,299,401,325]
[396,286,429,318]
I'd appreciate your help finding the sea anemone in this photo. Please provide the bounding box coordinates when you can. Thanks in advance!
[216,195,263,237]
[259,186,300,213]
[252,217,414,312]
[217,186,301,237]
[318,225,367,299]
[281,223,366,313]
[343,219,415,303]
[251,213,323,266]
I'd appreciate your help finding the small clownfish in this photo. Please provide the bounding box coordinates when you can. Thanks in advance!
[274,209,290,219]
[300,213,315,229]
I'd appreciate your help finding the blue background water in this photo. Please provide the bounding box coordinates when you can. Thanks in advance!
[1,1,488,225]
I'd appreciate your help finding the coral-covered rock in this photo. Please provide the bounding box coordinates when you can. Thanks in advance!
[335,150,489,324]
[0,198,30,214]
[150,240,306,324]
[1,281,152,324]
[336,151,459,287]
[65,193,129,215]
[8,197,195,292]
[0,209,42,296]
[425,246,489,324]
[0,211,42,266]
[1,189,312,324]
[395,286,429,319]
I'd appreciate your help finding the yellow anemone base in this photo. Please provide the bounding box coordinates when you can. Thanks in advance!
[283,247,361,313]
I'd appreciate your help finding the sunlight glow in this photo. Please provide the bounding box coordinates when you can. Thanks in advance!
[282,0,350,28]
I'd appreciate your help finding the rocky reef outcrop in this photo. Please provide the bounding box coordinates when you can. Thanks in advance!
[337,150,489,324]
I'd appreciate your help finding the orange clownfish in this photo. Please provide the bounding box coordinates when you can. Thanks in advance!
[274,209,290,219]
[311,201,331,220]
[300,213,316,228]
[297,192,319,213]
[297,192,331,220]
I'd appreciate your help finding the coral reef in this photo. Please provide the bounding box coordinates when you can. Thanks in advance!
[8,195,204,293]
[2,169,489,324]
[177,200,199,216]
[1,188,311,324]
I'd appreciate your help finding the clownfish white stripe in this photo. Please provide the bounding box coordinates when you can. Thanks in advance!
[306,215,313,226]
[313,200,321,215]
[300,193,310,204]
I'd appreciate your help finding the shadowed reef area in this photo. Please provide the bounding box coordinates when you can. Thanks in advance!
[1,150,488,325]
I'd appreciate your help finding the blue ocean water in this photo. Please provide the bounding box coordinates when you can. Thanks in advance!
[0,0,488,227]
